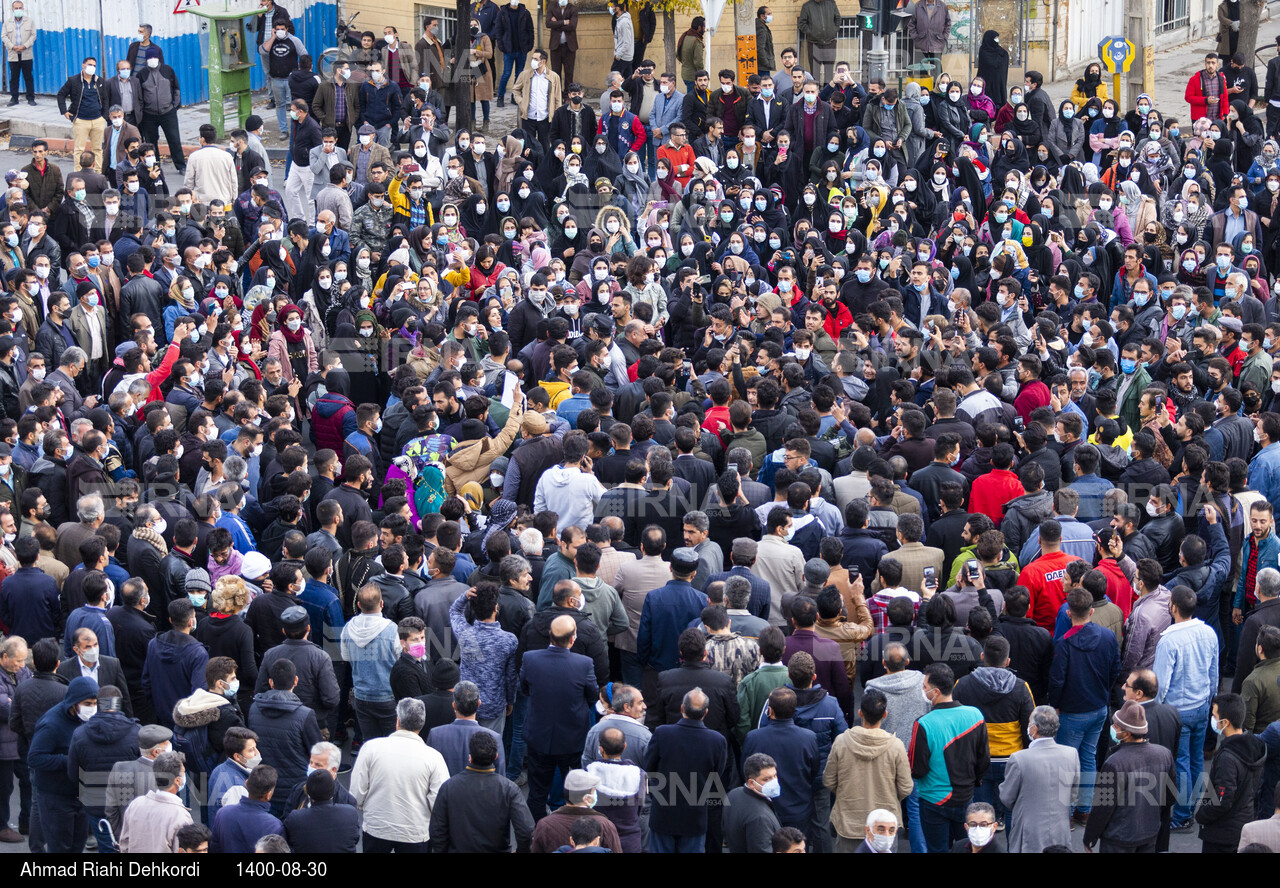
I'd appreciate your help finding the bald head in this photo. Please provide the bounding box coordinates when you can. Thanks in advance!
[550,614,577,647]
[682,687,709,720]
[601,516,625,541]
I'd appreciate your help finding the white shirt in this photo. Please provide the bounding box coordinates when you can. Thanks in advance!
[78,657,99,680]
[86,307,104,360]
[350,729,449,843]
[529,71,550,121]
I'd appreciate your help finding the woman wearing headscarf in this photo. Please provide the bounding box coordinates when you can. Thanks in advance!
[347,309,389,407]
[901,82,933,167]
[266,303,319,384]
[1086,99,1122,167]
[1176,245,1207,288]
[963,76,997,125]
[1071,62,1109,109]
[993,86,1023,135]
[550,213,588,268]
[1207,139,1237,208]
[251,237,293,298]
[509,178,548,230]
[1231,100,1266,179]
[1252,169,1280,275]
[1007,100,1044,154]
[536,140,567,195]
[975,31,1009,107]
[935,80,970,153]
[615,150,653,214]
[990,134,1030,190]
[583,133,623,185]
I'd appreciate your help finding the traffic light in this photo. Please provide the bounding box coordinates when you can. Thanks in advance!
[858,0,907,35]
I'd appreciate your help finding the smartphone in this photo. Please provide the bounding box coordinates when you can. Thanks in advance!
[966,559,980,578]
[1014,416,1024,431]
[923,566,936,586]
[652,200,669,210]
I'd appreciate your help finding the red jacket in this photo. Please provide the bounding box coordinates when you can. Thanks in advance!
[1014,379,1051,424]
[1185,69,1228,121]
[823,301,853,339]
[597,110,647,156]
[1018,551,1081,631]
[703,404,732,443]
[972,468,1024,523]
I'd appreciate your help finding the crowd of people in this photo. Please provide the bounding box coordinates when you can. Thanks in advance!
[5,0,1280,857]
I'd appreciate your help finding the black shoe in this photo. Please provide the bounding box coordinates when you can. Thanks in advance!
[6,98,16,107]
[25,99,34,106]
[496,95,505,107]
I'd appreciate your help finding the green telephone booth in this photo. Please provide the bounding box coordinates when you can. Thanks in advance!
[187,6,259,138]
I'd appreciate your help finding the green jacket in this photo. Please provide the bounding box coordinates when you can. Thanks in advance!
[736,662,789,743]
[797,0,841,44]
[1241,350,1274,399]
[723,428,767,479]
[1118,365,1152,432]
[755,18,775,71]
[678,33,704,84]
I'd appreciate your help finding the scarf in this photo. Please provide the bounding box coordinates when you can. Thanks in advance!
[133,526,168,558]
[278,303,306,343]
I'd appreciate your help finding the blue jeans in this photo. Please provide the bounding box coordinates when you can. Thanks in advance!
[1174,701,1211,824]
[918,801,965,853]
[903,785,927,853]
[270,77,291,134]
[498,51,527,100]
[643,139,657,175]
[973,759,1009,829]
[683,79,695,94]
[1056,706,1108,812]
[504,690,528,780]
[649,831,705,853]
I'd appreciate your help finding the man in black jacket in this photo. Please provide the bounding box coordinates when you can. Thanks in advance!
[106,579,156,724]
[1195,692,1267,852]
[428,732,534,852]
[651,629,740,743]
[135,47,184,174]
[390,615,433,700]
[56,58,107,174]
[246,562,306,662]
[993,587,1053,703]
[517,580,610,686]
[248,658,323,818]
[723,752,782,852]
[255,607,340,729]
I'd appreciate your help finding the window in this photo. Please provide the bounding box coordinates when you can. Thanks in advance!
[1156,0,1189,33]
[415,4,459,47]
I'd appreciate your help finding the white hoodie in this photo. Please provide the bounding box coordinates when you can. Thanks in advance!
[533,464,606,534]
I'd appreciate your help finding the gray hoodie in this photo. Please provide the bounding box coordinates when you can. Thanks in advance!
[865,668,928,748]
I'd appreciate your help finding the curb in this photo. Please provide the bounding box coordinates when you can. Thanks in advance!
[6,133,291,163]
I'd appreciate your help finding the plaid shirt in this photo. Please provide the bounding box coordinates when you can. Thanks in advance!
[868,588,920,634]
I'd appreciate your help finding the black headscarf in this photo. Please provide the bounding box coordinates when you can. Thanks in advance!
[976,31,1010,107]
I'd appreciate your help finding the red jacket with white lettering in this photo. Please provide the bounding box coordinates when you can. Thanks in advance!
[1017,550,1081,631]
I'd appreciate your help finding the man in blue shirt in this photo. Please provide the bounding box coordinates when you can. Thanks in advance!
[1154,584,1220,828]
[636,545,709,676]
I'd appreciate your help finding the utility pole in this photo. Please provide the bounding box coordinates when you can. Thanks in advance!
[868,34,888,83]
[455,0,473,132]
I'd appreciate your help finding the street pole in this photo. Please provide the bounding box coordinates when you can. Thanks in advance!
[455,0,473,132]
[868,34,888,83]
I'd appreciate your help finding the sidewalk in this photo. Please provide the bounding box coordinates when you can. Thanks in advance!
[0,90,525,163]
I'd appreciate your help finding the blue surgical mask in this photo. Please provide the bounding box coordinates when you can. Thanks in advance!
[1074,283,1085,299]
[856,269,872,283]
[1173,305,1187,321]
[1120,358,1137,374]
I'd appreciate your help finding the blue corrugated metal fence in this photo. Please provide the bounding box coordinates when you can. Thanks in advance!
[16,0,335,105]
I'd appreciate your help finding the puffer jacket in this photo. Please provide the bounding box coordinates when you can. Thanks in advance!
[953,666,1035,760]
[66,708,140,816]
[1194,731,1268,845]
[310,392,357,463]
[443,394,524,497]
[788,684,848,770]
[173,688,244,769]
[28,676,99,797]
[370,572,417,624]
[749,409,801,453]
[822,725,914,839]
[0,664,32,760]
[247,690,323,809]
[8,672,68,743]
[998,489,1054,557]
